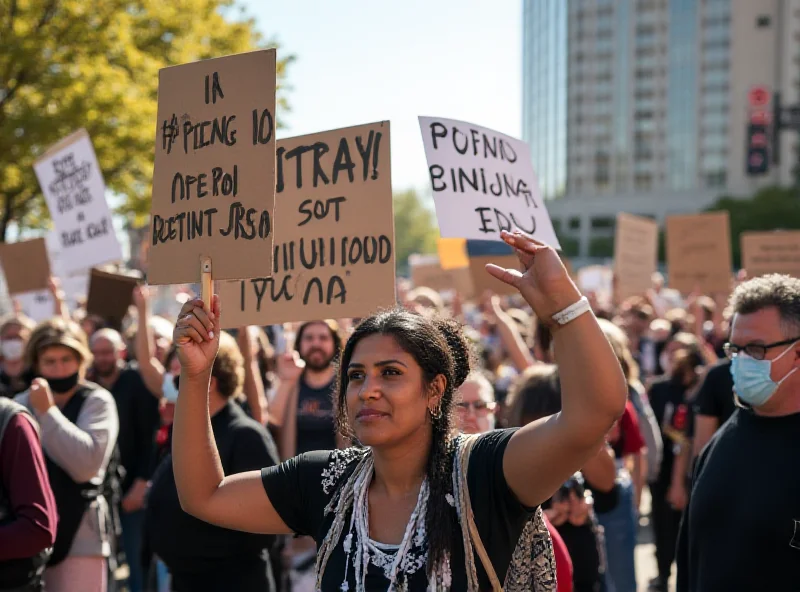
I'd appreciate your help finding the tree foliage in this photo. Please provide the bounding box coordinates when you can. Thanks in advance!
[392,189,438,275]
[705,185,800,266]
[0,0,293,241]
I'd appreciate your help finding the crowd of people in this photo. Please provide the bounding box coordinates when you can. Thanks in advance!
[0,230,798,592]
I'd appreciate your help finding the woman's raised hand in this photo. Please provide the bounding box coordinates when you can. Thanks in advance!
[173,295,221,378]
[485,229,581,322]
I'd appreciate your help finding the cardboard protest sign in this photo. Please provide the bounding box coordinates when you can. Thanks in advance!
[33,130,123,275]
[218,122,395,327]
[741,231,800,278]
[15,290,55,323]
[466,240,520,297]
[0,238,51,295]
[86,268,141,331]
[419,117,560,248]
[437,238,469,270]
[409,254,475,298]
[148,50,277,285]
[666,212,732,295]
[613,213,658,300]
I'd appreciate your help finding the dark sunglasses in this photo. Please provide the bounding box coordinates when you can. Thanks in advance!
[723,338,799,361]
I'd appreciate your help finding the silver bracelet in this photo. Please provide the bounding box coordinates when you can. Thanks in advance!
[551,296,591,326]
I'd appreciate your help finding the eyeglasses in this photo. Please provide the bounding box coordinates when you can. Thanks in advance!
[723,338,800,361]
[456,401,496,414]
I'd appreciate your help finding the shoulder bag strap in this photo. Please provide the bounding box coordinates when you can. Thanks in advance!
[457,435,504,592]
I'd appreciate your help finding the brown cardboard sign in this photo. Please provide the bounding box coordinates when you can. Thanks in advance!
[219,122,395,327]
[666,212,732,295]
[148,50,277,285]
[0,238,51,295]
[86,268,141,330]
[741,231,800,277]
[469,254,520,297]
[613,213,658,300]
[410,255,475,298]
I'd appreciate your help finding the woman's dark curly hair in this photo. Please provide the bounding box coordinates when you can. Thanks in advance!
[333,308,471,576]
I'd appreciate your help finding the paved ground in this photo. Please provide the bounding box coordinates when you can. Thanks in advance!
[636,488,676,592]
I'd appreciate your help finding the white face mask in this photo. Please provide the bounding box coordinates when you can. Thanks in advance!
[0,339,25,362]
[162,372,179,403]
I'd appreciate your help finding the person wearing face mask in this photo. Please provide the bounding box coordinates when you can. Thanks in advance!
[14,319,119,592]
[0,315,36,399]
[676,275,800,592]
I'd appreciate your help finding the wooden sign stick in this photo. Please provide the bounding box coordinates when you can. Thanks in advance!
[200,256,213,312]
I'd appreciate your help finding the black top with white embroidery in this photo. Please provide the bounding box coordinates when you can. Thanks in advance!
[261,429,534,590]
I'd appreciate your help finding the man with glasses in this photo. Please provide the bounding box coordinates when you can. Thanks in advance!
[676,274,800,591]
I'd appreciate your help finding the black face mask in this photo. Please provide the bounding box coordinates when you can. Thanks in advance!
[45,372,80,394]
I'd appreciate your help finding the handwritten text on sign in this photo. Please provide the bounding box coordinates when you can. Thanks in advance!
[418,116,560,247]
[148,50,277,285]
[219,121,395,327]
[33,131,122,275]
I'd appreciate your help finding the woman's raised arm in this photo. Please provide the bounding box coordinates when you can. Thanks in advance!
[171,295,292,535]
[487,230,627,508]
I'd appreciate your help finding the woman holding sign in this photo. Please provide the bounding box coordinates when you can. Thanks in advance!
[170,230,627,591]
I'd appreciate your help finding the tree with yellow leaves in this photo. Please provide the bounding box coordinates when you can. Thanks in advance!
[0,0,293,241]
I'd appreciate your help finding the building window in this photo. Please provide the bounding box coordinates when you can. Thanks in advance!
[757,15,771,28]
[569,217,581,231]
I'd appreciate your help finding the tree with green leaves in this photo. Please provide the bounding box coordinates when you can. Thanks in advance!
[0,0,293,241]
[705,185,800,267]
[392,189,438,275]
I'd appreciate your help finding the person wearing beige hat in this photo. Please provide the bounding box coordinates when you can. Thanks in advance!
[15,318,119,592]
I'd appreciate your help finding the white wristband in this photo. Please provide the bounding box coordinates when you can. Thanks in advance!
[551,296,591,326]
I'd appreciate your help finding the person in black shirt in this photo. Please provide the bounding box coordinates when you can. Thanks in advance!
[167,233,628,591]
[146,331,279,591]
[88,328,160,592]
[271,320,342,459]
[677,274,800,591]
[646,333,705,592]
[690,359,735,460]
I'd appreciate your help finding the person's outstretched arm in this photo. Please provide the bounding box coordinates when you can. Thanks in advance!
[489,230,628,508]
[133,286,166,397]
[171,296,292,535]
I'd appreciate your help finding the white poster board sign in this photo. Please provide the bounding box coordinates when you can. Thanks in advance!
[33,130,122,274]
[45,231,89,309]
[15,290,55,322]
[418,116,560,248]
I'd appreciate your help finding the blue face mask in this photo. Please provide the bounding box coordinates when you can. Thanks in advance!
[162,372,179,403]
[731,342,798,407]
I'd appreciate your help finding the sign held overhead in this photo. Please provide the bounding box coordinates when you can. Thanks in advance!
[33,130,123,275]
[219,121,395,327]
[418,116,560,248]
[148,49,278,287]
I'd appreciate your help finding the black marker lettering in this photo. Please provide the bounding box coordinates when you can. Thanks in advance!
[332,138,355,184]
[355,131,374,181]
[476,207,494,233]
[312,142,330,187]
[429,165,446,191]
[430,122,447,149]
[452,127,469,154]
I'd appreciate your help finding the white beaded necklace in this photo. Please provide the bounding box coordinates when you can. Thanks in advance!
[317,451,452,592]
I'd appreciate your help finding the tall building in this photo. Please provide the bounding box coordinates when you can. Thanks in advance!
[522,0,800,259]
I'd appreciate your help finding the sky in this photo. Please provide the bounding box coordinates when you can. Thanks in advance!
[241,0,523,200]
